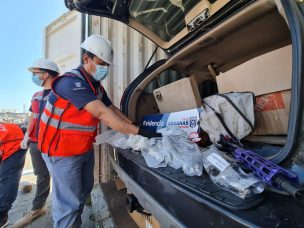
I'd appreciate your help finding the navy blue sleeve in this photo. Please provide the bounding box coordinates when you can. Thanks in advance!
[101,89,112,107]
[54,77,98,110]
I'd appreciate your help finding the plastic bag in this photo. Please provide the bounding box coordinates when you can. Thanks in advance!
[95,127,203,176]
[95,130,149,150]
[202,145,264,199]
[158,127,203,176]
[141,138,169,168]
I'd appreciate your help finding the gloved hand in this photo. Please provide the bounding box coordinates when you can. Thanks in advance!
[138,127,162,139]
[20,132,30,149]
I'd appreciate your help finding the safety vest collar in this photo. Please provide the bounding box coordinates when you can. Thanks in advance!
[31,91,49,101]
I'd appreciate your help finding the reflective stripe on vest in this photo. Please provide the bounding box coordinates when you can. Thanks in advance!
[40,112,96,132]
[44,101,64,116]
[38,68,102,156]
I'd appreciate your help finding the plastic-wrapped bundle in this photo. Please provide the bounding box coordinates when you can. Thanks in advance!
[95,130,149,150]
[202,145,264,199]
[95,127,204,176]
[141,138,169,168]
[158,127,203,176]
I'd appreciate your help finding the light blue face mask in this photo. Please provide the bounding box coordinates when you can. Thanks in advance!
[91,61,109,81]
[31,74,44,87]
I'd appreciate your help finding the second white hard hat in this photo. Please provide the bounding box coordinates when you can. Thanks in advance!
[28,58,60,74]
[81,34,113,65]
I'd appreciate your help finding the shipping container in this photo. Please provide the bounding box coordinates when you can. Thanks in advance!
[44,11,83,74]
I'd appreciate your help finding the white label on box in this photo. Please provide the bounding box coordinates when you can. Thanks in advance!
[166,108,200,135]
[207,153,230,172]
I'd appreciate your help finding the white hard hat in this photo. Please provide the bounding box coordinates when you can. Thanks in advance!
[28,58,60,74]
[81,34,113,65]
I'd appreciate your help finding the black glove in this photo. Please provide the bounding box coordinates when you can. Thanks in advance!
[138,127,162,139]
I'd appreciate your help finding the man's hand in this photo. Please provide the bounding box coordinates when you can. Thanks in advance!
[138,127,162,139]
[20,132,30,149]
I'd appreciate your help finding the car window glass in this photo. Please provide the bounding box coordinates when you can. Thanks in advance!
[129,0,200,42]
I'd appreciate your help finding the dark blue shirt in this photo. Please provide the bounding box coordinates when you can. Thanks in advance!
[53,68,112,110]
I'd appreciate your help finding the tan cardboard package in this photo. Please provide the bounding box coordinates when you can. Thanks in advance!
[252,90,290,135]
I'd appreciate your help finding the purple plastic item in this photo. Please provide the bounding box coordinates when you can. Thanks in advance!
[234,148,299,189]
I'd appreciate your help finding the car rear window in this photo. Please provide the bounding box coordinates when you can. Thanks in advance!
[129,0,201,41]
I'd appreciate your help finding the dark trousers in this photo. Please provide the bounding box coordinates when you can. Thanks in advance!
[0,149,27,218]
[29,142,50,210]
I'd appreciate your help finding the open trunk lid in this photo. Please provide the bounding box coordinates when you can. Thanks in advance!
[65,0,255,54]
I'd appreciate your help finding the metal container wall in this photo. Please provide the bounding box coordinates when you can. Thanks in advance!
[89,15,166,107]
[44,11,82,74]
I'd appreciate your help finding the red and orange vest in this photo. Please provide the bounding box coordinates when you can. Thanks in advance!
[38,68,104,156]
[0,123,24,161]
[28,91,49,142]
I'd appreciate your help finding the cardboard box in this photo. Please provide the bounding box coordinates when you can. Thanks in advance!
[153,76,202,113]
[216,45,291,96]
[252,90,290,135]
[141,108,201,140]
[128,211,161,228]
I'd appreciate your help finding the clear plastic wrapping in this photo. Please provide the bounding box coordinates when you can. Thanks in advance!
[95,127,203,176]
[202,145,265,199]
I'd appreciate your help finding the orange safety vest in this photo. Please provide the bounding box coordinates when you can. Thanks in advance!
[38,68,105,156]
[28,91,49,142]
[0,123,24,161]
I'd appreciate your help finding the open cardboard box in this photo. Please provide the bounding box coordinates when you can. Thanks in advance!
[153,75,202,113]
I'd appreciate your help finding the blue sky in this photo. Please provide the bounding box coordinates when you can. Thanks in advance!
[0,1,68,112]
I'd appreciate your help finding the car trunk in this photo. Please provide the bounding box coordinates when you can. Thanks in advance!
[116,1,304,226]
[123,0,298,165]
[65,0,304,226]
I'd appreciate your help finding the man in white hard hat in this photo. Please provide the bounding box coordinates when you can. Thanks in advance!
[14,59,60,228]
[37,34,160,228]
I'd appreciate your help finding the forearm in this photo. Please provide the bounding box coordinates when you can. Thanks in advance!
[100,110,139,134]
[85,100,139,135]
[110,105,133,124]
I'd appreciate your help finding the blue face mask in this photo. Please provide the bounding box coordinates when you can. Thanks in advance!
[91,61,109,81]
[32,74,44,87]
